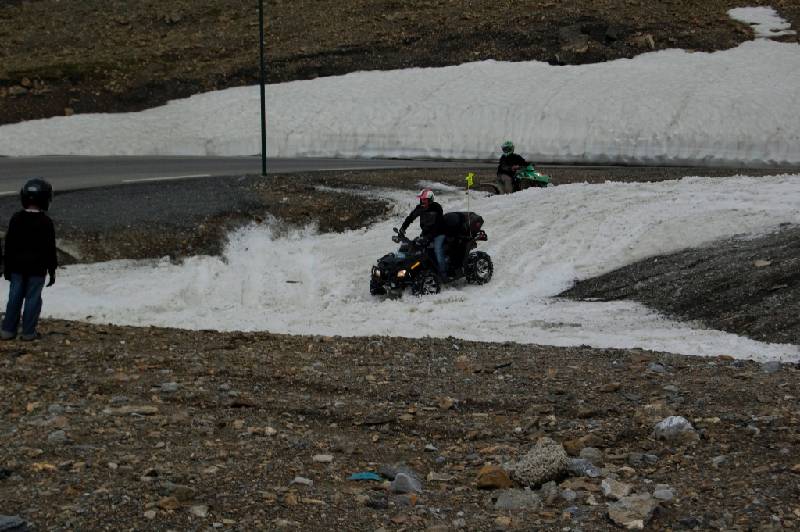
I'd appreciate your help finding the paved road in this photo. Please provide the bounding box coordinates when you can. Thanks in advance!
[0,156,495,194]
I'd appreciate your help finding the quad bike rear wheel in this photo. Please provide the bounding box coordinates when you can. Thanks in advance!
[411,271,441,296]
[466,251,493,284]
[475,182,501,196]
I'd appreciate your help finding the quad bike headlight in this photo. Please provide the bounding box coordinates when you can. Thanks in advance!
[396,269,407,278]
[372,267,381,278]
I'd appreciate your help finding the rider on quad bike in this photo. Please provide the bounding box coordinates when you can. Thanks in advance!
[370,211,492,297]
[497,140,529,194]
[398,188,448,281]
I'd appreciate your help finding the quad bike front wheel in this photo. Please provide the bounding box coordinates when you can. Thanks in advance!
[411,271,441,296]
[466,251,493,284]
[370,278,386,296]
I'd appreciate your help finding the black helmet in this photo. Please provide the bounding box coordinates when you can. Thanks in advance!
[20,178,53,211]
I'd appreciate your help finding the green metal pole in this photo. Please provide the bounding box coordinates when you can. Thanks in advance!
[258,0,267,176]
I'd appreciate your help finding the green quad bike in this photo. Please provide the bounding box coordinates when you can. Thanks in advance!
[476,164,551,195]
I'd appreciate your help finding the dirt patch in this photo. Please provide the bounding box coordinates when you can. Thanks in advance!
[1,0,798,124]
[561,224,800,346]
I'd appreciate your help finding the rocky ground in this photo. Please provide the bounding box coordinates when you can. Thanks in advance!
[1,322,799,531]
[1,0,798,125]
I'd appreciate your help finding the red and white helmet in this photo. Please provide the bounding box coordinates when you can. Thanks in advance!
[416,187,435,206]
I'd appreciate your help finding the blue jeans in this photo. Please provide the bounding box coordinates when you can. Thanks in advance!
[2,274,46,337]
[432,234,448,277]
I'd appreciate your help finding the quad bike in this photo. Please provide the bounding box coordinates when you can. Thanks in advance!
[370,212,493,297]
[475,164,551,195]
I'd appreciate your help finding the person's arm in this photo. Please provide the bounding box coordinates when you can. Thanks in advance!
[399,206,421,234]
[46,217,57,286]
[3,214,19,280]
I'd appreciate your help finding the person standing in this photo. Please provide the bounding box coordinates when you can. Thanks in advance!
[1,178,57,341]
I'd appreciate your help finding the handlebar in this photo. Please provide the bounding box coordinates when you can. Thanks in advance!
[392,227,428,247]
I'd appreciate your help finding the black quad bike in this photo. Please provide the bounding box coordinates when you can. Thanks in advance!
[370,212,493,296]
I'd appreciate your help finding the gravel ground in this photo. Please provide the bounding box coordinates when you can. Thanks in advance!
[1,322,799,531]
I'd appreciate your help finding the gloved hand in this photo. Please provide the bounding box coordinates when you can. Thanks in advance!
[46,270,56,287]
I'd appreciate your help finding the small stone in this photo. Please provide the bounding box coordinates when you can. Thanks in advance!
[539,481,559,505]
[143,510,156,520]
[579,447,604,465]
[599,382,621,392]
[476,464,514,489]
[494,516,512,529]
[568,458,600,478]
[103,405,159,416]
[438,397,455,410]
[47,430,68,445]
[160,382,179,393]
[290,476,313,487]
[189,505,209,518]
[493,489,542,510]
[608,493,659,530]
[643,454,659,465]
[312,454,333,463]
[653,416,699,444]
[602,478,633,500]
[390,473,422,494]
[0,515,27,531]
[157,496,180,510]
[427,471,455,482]
[653,485,674,501]
[160,481,196,502]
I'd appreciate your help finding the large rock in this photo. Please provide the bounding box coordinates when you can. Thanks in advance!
[476,465,514,489]
[390,473,422,494]
[607,493,659,530]
[506,438,569,487]
[601,478,632,500]
[653,416,699,445]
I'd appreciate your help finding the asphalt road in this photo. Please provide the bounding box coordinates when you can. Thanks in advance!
[0,156,495,194]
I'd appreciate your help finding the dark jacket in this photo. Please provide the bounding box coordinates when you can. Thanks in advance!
[497,153,528,177]
[400,201,444,237]
[3,210,57,279]
[442,211,484,237]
